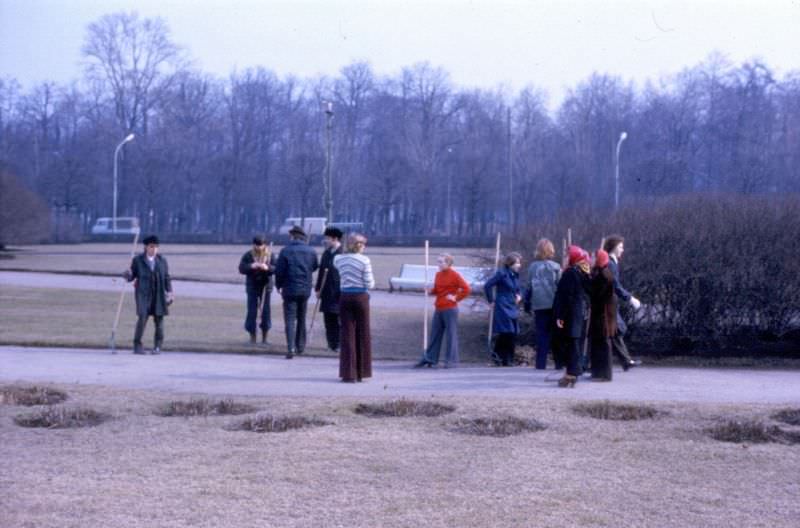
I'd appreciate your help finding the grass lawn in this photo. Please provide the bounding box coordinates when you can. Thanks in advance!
[0,285,492,360]
[1,384,798,528]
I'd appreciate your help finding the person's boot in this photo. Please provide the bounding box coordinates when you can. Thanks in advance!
[133,344,145,355]
[249,333,257,345]
[151,346,161,355]
[285,349,294,360]
[261,330,268,344]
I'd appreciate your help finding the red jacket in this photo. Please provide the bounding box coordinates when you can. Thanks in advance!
[429,268,470,311]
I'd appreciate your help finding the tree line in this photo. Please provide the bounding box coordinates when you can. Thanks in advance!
[1,11,799,241]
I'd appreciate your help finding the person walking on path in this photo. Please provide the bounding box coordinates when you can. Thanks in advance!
[603,235,642,370]
[124,235,174,355]
[315,227,344,352]
[413,254,471,369]
[484,252,523,367]
[334,234,375,383]
[552,246,591,387]
[275,225,319,359]
[588,249,618,381]
[238,236,277,345]
[523,238,562,370]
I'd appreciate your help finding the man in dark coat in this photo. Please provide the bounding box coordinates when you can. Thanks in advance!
[124,235,173,355]
[275,225,319,359]
[238,236,277,344]
[588,250,618,381]
[603,235,642,370]
[315,227,343,352]
[552,246,591,384]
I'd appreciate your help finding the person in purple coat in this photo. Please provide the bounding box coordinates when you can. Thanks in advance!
[484,252,523,367]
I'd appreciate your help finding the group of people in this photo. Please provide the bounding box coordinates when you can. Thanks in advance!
[125,229,641,387]
[476,236,642,387]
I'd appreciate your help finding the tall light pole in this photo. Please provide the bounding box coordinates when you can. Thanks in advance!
[323,101,334,224]
[614,131,628,211]
[113,133,135,232]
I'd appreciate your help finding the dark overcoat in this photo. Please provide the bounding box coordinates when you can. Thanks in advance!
[484,267,521,335]
[552,265,590,339]
[316,245,342,314]
[275,240,319,298]
[238,250,277,294]
[128,253,172,318]
[607,258,631,334]
[589,266,618,339]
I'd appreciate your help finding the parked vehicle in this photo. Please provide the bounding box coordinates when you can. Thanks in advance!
[90,217,141,235]
[278,217,328,236]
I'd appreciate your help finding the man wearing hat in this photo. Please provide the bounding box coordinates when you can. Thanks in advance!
[123,235,173,355]
[275,225,319,358]
[316,227,344,352]
[238,236,277,344]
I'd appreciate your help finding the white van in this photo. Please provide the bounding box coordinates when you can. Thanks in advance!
[278,217,327,236]
[91,217,141,235]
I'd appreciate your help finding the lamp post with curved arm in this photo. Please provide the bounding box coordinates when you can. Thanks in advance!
[113,133,135,232]
[614,131,628,211]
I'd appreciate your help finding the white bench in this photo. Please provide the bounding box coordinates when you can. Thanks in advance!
[389,264,490,293]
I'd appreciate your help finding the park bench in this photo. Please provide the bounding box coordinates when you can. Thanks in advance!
[388,264,491,293]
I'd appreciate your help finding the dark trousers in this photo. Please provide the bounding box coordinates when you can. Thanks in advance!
[282,295,309,353]
[533,309,553,369]
[590,337,613,380]
[134,315,164,347]
[339,293,372,381]
[565,337,584,377]
[423,308,459,366]
[610,333,633,366]
[244,287,271,334]
[323,312,340,351]
[494,333,516,366]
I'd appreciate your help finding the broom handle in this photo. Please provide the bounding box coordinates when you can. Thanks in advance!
[110,231,140,353]
[423,240,429,350]
[487,232,501,346]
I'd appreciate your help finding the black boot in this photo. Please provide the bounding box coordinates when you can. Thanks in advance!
[261,330,268,344]
[249,333,257,345]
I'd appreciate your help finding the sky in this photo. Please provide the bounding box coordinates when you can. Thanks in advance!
[1,0,799,108]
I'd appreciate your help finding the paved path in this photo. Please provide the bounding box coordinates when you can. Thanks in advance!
[1,346,798,404]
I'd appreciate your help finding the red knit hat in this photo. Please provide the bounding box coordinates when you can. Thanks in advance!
[596,249,609,268]
[568,245,586,266]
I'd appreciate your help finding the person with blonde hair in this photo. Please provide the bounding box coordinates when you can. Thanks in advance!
[333,234,375,382]
[523,238,562,369]
[413,253,471,368]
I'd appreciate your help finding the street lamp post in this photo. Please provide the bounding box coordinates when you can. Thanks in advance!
[614,131,628,211]
[113,133,135,232]
[323,102,334,224]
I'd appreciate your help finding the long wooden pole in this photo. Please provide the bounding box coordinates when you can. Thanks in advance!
[309,268,329,335]
[487,232,501,350]
[110,231,140,354]
[256,241,274,327]
[423,240,429,351]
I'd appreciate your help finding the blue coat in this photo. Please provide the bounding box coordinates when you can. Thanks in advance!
[275,240,319,298]
[484,267,521,335]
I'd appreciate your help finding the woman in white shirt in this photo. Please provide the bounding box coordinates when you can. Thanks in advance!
[333,234,375,382]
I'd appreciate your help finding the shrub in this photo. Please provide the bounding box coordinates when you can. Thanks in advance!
[154,398,256,417]
[0,385,68,406]
[353,399,456,418]
[229,414,331,433]
[448,416,546,437]
[14,406,109,428]
[509,194,800,356]
[572,401,664,421]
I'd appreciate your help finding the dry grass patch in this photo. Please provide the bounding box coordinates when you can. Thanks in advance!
[353,399,456,418]
[228,413,332,433]
[448,416,546,437]
[0,385,68,406]
[772,408,800,426]
[572,400,664,421]
[706,419,800,445]
[154,398,257,417]
[14,406,109,428]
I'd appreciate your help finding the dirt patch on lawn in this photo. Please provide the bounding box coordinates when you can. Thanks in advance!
[353,399,456,418]
[447,415,546,437]
[14,405,109,428]
[154,398,257,417]
[227,413,332,433]
[572,400,665,421]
